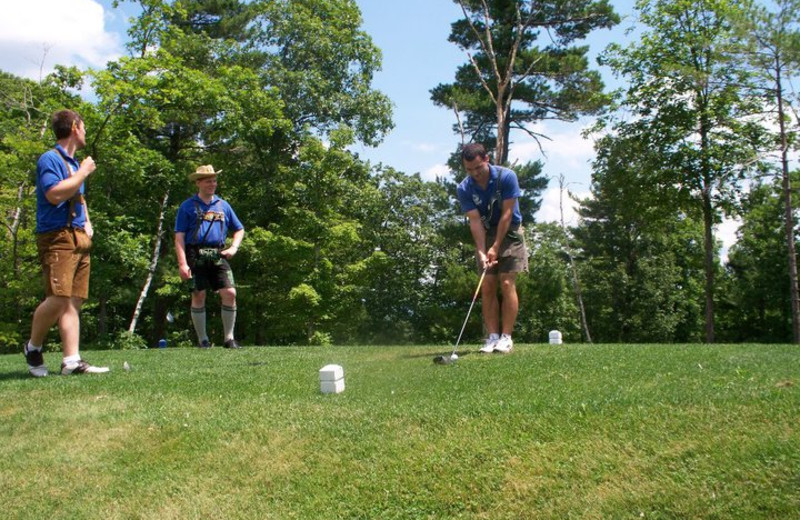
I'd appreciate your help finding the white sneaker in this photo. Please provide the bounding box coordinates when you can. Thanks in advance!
[61,360,110,375]
[494,335,514,354]
[24,345,48,377]
[480,337,498,353]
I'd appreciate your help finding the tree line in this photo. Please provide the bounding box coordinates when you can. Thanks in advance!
[1,0,799,352]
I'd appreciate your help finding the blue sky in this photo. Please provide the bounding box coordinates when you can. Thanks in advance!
[0,0,663,227]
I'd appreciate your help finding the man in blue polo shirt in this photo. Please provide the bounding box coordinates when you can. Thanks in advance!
[24,109,109,377]
[175,165,245,348]
[456,143,529,354]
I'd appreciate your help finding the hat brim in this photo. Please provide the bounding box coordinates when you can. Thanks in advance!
[188,171,221,181]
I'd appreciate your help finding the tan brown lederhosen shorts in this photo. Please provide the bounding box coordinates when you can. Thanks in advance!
[36,227,92,298]
[478,225,529,275]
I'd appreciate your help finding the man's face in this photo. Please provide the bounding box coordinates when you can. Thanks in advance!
[463,154,490,183]
[196,177,218,196]
[74,120,87,149]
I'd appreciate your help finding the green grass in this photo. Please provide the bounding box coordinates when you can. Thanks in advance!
[1,344,798,519]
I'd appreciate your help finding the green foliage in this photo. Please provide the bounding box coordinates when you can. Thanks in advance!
[574,132,706,342]
[597,0,764,341]
[110,330,149,350]
[719,179,794,342]
[2,0,798,348]
[0,322,23,355]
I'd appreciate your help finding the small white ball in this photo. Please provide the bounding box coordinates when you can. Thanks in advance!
[450,353,459,360]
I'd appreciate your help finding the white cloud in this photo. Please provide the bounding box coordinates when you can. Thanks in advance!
[422,163,450,182]
[536,187,591,225]
[0,0,122,80]
[717,217,740,263]
[509,121,599,189]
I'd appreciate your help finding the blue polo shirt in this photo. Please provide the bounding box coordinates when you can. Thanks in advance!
[35,145,86,233]
[175,194,244,247]
[456,165,523,227]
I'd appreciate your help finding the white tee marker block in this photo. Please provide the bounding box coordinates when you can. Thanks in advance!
[319,364,345,394]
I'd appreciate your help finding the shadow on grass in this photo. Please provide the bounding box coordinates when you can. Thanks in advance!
[403,350,477,360]
[0,369,33,382]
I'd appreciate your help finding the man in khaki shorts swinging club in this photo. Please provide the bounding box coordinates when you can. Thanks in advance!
[456,143,529,354]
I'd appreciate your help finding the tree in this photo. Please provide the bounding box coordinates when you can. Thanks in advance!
[733,0,800,342]
[87,0,394,345]
[573,132,706,342]
[600,0,762,342]
[721,178,795,341]
[432,0,619,164]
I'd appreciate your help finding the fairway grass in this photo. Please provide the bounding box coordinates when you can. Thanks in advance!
[0,344,797,519]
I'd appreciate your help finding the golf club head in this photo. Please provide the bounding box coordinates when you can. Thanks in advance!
[433,355,455,365]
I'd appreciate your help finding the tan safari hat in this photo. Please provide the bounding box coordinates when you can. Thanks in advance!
[188,164,222,181]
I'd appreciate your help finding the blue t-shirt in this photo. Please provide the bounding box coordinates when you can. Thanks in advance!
[456,165,523,227]
[175,194,244,247]
[35,145,86,233]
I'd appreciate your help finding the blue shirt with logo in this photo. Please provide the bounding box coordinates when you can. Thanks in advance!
[35,145,86,233]
[456,165,522,227]
[175,194,244,247]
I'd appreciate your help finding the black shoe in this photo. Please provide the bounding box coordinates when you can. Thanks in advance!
[223,339,240,349]
[24,344,48,377]
[198,339,212,348]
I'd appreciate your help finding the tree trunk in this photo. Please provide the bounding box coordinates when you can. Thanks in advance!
[776,75,800,343]
[129,191,169,334]
[496,92,508,165]
[559,175,592,343]
[702,188,715,343]
[6,181,27,277]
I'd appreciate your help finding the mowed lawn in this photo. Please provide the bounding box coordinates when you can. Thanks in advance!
[0,343,797,519]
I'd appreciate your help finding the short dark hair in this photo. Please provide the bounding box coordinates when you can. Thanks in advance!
[51,110,82,140]
[461,143,488,162]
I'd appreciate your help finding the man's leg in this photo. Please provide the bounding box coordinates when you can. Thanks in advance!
[30,296,71,347]
[479,274,501,352]
[219,287,238,347]
[191,290,209,346]
[57,297,84,358]
[494,273,519,353]
[499,273,519,335]
[481,274,500,334]
[25,296,70,376]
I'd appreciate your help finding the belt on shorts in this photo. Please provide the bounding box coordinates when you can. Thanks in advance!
[189,245,222,262]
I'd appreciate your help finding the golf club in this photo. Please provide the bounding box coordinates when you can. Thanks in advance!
[433,266,488,364]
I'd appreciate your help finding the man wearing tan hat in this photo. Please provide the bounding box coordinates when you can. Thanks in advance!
[174,165,245,348]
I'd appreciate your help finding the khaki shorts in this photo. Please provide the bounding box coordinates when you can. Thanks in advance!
[478,225,529,275]
[37,227,92,298]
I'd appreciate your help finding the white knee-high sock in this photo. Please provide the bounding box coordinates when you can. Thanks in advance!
[191,307,207,342]
[221,305,236,341]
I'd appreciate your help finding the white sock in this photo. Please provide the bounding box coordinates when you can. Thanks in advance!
[488,333,500,341]
[63,354,81,365]
[191,307,208,342]
[26,341,42,353]
[221,305,237,341]
[501,333,512,340]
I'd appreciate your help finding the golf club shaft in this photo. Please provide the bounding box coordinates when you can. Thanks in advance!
[452,267,488,355]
